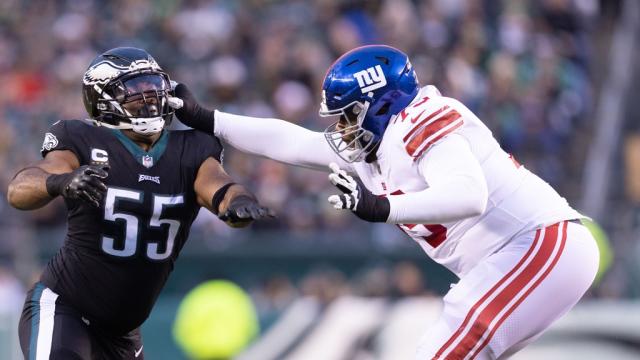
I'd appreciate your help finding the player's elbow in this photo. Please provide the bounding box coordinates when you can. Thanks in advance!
[7,182,25,210]
[462,178,488,217]
[467,193,487,217]
[460,197,485,218]
[7,182,43,210]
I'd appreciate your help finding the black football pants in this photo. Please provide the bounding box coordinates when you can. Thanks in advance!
[18,282,144,360]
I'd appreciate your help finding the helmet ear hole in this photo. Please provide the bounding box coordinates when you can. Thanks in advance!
[375,102,391,116]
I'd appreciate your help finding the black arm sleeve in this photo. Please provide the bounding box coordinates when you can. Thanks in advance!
[174,83,216,133]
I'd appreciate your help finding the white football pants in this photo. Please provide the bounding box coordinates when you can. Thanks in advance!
[415,220,599,360]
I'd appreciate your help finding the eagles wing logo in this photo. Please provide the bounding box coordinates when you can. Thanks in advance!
[83,60,126,85]
[83,59,162,85]
[41,132,59,152]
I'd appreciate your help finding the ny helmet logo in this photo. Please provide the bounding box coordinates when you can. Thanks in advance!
[353,65,387,93]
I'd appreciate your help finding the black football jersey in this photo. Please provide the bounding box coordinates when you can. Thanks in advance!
[39,120,222,335]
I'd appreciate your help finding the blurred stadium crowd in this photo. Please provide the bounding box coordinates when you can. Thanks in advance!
[1,0,638,357]
[0,0,606,230]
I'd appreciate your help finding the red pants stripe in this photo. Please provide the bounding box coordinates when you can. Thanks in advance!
[433,221,568,359]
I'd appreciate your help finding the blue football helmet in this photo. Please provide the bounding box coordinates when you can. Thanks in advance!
[320,45,419,162]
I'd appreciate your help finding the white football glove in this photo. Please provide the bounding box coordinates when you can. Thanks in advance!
[327,162,390,222]
[328,162,359,210]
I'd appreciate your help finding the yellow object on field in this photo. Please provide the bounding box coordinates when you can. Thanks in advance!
[173,280,259,359]
[581,218,613,286]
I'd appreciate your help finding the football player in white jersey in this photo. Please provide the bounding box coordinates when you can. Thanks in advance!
[173,45,599,359]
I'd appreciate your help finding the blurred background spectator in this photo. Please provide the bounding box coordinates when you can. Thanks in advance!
[1,0,639,359]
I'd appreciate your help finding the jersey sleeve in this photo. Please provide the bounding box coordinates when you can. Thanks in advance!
[386,134,488,224]
[401,100,465,160]
[40,120,82,158]
[214,110,356,173]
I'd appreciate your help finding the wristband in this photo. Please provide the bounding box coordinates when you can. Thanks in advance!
[370,196,391,222]
[45,173,71,197]
[211,182,236,215]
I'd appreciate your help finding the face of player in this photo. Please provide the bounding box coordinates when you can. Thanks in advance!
[121,95,162,145]
[333,103,363,147]
[122,96,160,117]
[117,74,168,119]
[115,74,169,143]
[335,114,356,145]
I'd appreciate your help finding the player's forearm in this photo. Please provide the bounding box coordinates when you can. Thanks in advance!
[7,167,55,210]
[386,175,488,224]
[214,110,338,171]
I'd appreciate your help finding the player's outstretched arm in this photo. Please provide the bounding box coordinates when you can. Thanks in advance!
[174,83,353,172]
[194,157,274,228]
[8,150,109,210]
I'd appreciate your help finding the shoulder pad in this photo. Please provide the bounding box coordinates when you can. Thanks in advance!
[397,97,464,159]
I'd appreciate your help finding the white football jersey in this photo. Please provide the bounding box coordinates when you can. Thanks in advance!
[351,86,582,276]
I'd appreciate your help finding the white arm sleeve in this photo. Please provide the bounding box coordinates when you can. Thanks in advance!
[214,110,353,172]
[386,134,488,224]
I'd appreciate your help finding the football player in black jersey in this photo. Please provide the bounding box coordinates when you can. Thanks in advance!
[7,47,273,359]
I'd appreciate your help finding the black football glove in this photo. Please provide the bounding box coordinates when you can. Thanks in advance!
[219,195,275,228]
[327,162,390,223]
[173,83,215,133]
[46,165,109,207]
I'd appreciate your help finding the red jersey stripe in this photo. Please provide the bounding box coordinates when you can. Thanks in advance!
[405,110,462,156]
[410,118,463,159]
[402,106,451,142]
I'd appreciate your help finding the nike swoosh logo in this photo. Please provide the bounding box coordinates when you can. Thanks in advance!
[135,346,143,358]
[410,109,426,123]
